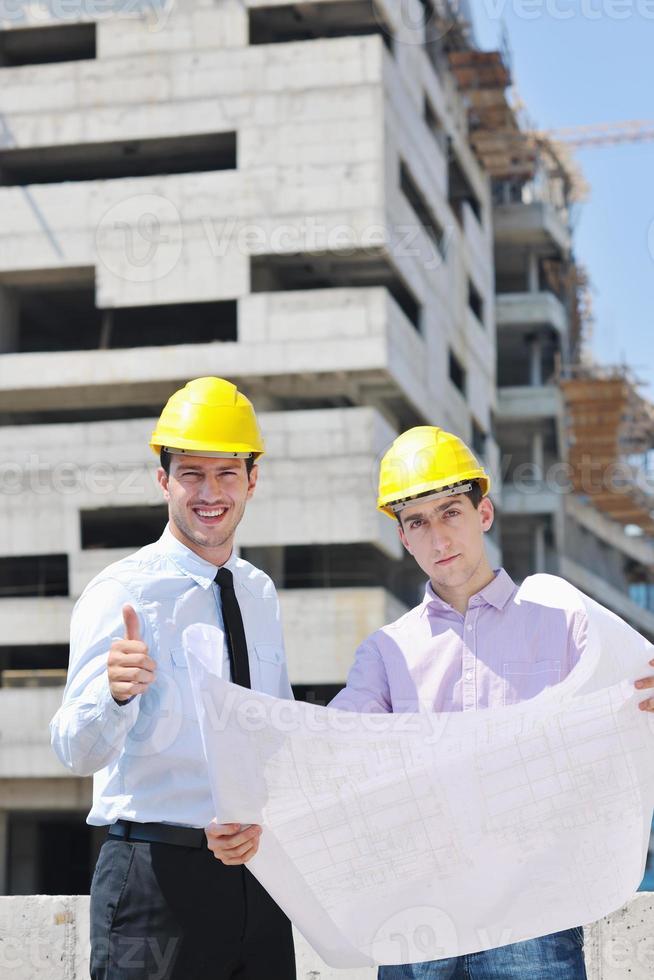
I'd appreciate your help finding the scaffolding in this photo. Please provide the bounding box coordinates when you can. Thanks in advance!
[446,47,587,203]
[560,366,654,537]
[447,48,536,180]
[541,258,594,364]
[446,25,653,546]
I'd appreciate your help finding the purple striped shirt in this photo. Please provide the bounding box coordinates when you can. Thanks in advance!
[330,570,587,713]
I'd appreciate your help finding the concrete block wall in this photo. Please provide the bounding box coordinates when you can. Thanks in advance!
[0,0,498,651]
[0,688,65,779]
[0,406,401,555]
[281,587,407,683]
[0,3,497,440]
[0,0,499,878]
[1,893,653,979]
[380,47,496,445]
[1,36,385,307]
[0,287,425,413]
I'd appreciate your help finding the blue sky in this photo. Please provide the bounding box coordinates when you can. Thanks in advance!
[471,2,654,395]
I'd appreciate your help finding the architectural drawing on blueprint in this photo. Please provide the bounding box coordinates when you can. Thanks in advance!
[184,577,654,968]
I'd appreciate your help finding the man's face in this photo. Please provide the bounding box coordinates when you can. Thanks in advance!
[398,493,494,589]
[157,454,258,554]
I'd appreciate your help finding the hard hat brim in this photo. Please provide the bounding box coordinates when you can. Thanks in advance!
[378,473,491,518]
[150,437,264,458]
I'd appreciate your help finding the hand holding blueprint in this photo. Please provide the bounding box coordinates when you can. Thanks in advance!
[183,576,654,967]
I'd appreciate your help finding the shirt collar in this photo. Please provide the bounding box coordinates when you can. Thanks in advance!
[159,524,239,590]
[420,568,516,616]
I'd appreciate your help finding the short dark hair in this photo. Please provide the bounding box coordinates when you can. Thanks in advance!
[466,482,484,509]
[396,480,484,525]
[160,448,255,477]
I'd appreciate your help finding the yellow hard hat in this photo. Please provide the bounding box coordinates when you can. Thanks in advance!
[150,377,264,458]
[377,426,490,517]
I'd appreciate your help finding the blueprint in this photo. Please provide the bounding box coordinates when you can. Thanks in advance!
[183,576,654,967]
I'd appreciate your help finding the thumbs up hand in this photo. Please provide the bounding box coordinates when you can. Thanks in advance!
[107,604,156,704]
[122,604,141,643]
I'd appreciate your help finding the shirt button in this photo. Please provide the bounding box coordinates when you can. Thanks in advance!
[466,624,473,632]
[465,671,473,680]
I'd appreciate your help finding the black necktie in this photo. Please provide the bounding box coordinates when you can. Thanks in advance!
[214,567,251,689]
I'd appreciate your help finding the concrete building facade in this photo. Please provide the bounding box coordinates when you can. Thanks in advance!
[1,0,652,907]
[492,156,654,641]
[0,0,502,894]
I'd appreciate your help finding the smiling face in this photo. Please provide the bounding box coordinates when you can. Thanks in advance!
[157,454,258,563]
[398,490,495,606]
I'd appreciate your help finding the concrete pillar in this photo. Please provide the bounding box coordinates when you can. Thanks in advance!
[0,810,7,894]
[528,334,543,386]
[534,522,547,574]
[527,251,539,293]
[0,286,19,353]
[99,309,113,349]
[532,430,544,482]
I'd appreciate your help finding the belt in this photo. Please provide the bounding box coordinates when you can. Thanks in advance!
[108,819,206,848]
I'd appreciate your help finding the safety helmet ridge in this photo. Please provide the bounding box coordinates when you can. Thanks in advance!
[377,426,490,517]
[149,377,264,458]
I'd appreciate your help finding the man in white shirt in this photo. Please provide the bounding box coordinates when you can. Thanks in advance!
[50,377,295,980]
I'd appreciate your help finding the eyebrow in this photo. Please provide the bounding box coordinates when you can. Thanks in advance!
[176,463,239,474]
[405,497,464,522]
[436,496,464,511]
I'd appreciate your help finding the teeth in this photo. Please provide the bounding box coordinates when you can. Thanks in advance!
[197,509,226,518]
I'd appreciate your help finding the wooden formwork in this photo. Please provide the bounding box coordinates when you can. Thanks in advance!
[446,49,536,180]
[446,47,586,201]
[560,369,654,536]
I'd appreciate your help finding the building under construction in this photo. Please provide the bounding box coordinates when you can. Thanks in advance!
[0,0,653,898]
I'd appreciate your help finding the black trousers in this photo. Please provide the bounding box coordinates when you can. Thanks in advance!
[90,837,296,980]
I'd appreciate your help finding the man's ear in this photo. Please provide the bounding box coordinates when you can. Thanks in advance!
[246,463,259,499]
[479,496,494,533]
[157,467,170,501]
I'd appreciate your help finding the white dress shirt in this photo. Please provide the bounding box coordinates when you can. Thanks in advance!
[50,525,293,828]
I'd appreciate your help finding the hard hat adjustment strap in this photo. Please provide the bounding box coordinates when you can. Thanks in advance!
[389,482,474,514]
[163,447,254,459]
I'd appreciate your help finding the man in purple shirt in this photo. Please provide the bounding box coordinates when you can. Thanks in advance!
[331,425,654,980]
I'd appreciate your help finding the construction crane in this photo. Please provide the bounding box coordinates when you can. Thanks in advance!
[536,120,654,149]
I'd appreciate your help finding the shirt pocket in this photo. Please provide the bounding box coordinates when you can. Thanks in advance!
[502,660,562,707]
[253,643,284,694]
